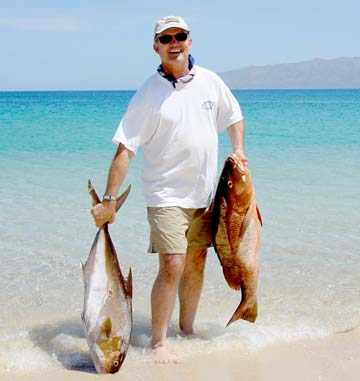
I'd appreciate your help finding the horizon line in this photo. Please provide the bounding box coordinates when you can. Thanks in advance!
[1,87,360,93]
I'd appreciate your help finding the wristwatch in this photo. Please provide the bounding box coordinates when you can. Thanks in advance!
[103,194,116,201]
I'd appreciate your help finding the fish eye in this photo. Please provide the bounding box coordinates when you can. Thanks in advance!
[113,360,119,367]
[227,180,233,188]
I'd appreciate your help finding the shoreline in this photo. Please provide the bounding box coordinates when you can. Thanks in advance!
[1,328,359,381]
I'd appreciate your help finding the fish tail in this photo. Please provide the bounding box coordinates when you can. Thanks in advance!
[88,180,101,206]
[226,299,258,327]
[115,185,131,213]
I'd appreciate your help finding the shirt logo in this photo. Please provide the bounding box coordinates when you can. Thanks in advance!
[202,101,214,110]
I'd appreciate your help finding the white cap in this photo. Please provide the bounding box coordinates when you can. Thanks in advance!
[154,15,190,35]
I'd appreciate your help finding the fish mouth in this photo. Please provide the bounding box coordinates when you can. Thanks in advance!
[228,154,246,173]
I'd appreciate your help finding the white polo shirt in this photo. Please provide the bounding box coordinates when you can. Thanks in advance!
[113,65,243,208]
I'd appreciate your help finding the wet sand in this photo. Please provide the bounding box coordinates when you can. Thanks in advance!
[1,328,359,381]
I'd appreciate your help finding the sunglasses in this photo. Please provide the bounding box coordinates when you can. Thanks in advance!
[157,32,189,44]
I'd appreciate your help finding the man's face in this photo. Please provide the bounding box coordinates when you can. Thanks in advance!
[153,28,192,68]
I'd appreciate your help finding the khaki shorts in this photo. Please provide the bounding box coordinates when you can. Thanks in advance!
[147,206,213,254]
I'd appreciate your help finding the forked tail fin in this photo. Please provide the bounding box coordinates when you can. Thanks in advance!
[115,185,131,213]
[88,179,131,214]
[88,179,101,206]
[226,300,258,327]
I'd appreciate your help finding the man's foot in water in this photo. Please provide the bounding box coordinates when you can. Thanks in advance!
[151,344,180,364]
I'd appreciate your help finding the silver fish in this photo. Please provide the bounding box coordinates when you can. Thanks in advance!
[81,180,132,374]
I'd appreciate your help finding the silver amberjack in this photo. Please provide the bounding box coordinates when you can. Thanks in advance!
[81,180,132,373]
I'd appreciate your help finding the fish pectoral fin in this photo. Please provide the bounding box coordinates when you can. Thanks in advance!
[81,312,88,331]
[126,268,133,298]
[240,203,259,238]
[115,185,131,213]
[100,317,112,339]
[256,204,263,226]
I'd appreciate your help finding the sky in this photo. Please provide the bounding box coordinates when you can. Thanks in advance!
[1,0,359,90]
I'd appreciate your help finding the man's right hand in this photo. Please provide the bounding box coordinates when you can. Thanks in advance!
[91,201,116,228]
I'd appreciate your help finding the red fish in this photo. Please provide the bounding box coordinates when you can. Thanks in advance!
[212,154,262,326]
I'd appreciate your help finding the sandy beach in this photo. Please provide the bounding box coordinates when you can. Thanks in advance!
[1,328,358,381]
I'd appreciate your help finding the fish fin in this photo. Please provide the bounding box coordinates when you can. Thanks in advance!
[239,202,256,238]
[126,268,133,298]
[80,261,85,280]
[100,317,112,339]
[88,180,101,206]
[88,180,131,212]
[115,185,131,213]
[226,300,258,327]
[256,204,263,226]
[222,266,241,290]
[81,312,89,333]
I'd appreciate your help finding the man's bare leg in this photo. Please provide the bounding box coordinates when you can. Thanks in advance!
[151,253,185,364]
[178,248,207,335]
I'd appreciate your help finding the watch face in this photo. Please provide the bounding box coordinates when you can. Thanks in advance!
[103,194,116,201]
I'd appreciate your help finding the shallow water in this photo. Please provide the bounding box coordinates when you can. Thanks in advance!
[0,89,359,371]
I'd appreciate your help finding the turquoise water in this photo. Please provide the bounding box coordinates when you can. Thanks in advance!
[0,89,359,372]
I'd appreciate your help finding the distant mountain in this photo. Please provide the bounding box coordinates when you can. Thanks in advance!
[218,57,360,89]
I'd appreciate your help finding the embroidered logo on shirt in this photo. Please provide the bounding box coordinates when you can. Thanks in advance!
[202,101,214,110]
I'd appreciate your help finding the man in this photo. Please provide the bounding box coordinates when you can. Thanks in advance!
[91,15,247,364]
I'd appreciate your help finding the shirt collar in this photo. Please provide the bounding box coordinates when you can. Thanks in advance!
[157,55,196,88]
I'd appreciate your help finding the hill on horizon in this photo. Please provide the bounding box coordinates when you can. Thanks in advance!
[218,57,360,89]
